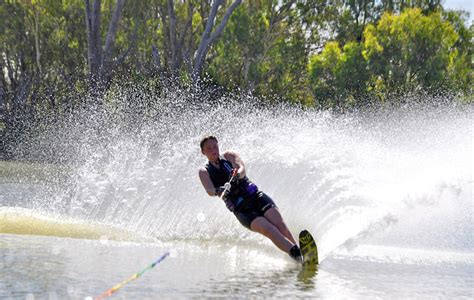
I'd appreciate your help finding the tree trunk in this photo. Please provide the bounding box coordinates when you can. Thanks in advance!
[0,61,5,121]
[243,55,251,87]
[85,0,126,92]
[85,0,102,80]
[167,0,178,73]
[102,0,125,75]
[0,61,6,159]
[152,44,162,73]
[33,7,42,75]
[192,0,242,81]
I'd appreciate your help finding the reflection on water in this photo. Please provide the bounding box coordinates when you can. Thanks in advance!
[297,266,318,288]
[1,234,472,299]
[197,267,317,298]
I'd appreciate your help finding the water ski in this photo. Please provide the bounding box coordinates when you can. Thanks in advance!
[299,230,318,267]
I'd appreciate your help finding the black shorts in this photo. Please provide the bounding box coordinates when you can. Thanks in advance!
[233,191,277,229]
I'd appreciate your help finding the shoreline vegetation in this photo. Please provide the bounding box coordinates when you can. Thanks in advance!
[0,1,472,162]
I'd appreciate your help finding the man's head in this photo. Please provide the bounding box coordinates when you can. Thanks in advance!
[200,135,219,161]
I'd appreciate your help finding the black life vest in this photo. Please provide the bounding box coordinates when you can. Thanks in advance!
[205,157,258,205]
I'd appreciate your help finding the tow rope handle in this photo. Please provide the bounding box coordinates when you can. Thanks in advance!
[220,169,239,201]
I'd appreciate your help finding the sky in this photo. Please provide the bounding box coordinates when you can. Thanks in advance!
[444,0,474,23]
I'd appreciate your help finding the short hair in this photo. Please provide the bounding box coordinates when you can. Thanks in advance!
[200,135,218,150]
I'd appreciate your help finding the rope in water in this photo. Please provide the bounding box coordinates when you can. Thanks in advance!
[94,251,170,300]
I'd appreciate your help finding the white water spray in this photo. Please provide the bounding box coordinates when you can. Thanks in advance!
[7,87,472,259]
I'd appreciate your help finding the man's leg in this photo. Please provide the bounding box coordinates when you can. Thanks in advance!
[263,207,297,245]
[250,216,293,253]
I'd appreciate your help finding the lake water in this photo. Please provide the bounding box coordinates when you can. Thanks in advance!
[1,230,472,299]
[1,97,472,299]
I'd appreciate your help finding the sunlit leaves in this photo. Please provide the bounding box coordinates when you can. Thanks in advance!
[309,8,471,108]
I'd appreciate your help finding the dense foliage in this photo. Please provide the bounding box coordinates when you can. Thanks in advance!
[0,0,472,149]
[309,8,472,108]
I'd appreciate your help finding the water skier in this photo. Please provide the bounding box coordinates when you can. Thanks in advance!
[198,135,302,262]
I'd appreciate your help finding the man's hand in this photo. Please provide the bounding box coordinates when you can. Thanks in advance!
[219,182,235,212]
[216,182,232,199]
[215,186,226,196]
[230,168,240,184]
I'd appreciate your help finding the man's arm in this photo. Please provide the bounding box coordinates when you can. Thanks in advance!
[223,151,246,178]
[199,168,218,197]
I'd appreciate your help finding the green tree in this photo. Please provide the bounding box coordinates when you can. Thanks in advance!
[442,10,473,96]
[0,0,472,153]
[363,8,464,98]
[331,0,444,45]
[0,0,87,120]
[207,0,322,105]
[308,8,471,108]
[308,41,369,109]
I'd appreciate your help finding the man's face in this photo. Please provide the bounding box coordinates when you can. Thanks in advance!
[201,139,219,161]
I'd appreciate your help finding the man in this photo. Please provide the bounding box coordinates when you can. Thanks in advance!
[198,135,302,262]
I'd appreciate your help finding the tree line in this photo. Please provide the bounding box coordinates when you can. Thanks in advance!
[0,0,472,134]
